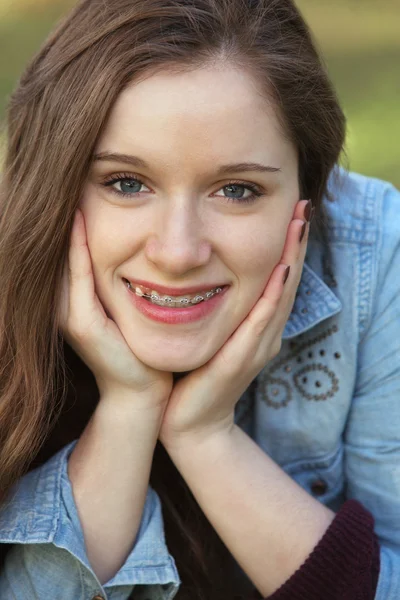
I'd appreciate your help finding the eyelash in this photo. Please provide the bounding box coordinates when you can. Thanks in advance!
[101,172,264,204]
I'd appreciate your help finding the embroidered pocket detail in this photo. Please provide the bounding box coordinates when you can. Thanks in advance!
[293,364,339,401]
[259,376,292,409]
[259,324,340,409]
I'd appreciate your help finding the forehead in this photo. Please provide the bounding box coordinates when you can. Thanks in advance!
[97,65,296,171]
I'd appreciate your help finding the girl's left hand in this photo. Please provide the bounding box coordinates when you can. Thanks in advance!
[159,200,312,449]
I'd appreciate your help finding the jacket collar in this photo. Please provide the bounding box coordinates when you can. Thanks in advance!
[283,262,342,339]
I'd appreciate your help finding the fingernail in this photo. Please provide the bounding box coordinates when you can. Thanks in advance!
[299,222,307,243]
[283,266,290,284]
[304,200,313,222]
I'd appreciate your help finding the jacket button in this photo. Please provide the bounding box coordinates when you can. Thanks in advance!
[310,479,328,496]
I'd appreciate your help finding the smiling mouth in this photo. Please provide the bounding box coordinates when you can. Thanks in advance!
[123,279,225,308]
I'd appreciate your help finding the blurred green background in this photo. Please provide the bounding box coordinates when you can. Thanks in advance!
[0,0,399,186]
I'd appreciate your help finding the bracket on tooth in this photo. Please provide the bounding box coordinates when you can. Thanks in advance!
[128,282,223,305]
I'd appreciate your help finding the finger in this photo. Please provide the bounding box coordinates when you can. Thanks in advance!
[283,199,313,261]
[220,263,290,364]
[251,206,310,338]
[245,263,291,333]
[256,200,312,323]
[280,217,307,266]
[58,258,70,331]
[293,199,313,222]
[276,211,311,330]
[68,209,96,313]
[203,204,312,375]
[206,263,288,384]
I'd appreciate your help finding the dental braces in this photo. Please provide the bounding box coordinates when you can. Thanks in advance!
[143,287,223,306]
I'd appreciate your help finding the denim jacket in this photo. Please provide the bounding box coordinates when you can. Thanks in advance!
[0,170,399,600]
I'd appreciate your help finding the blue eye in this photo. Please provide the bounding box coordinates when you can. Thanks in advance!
[216,183,263,204]
[102,173,263,204]
[103,175,148,197]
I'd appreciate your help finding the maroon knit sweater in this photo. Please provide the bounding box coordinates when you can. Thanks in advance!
[246,499,380,600]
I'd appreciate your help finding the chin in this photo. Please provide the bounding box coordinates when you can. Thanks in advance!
[132,344,213,373]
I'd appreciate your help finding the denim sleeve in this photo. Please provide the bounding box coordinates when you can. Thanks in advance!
[0,441,180,600]
[344,183,400,600]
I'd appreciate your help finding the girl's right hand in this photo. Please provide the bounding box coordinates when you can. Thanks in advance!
[59,209,173,411]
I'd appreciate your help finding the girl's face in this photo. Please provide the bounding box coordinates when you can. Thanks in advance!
[81,65,299,372]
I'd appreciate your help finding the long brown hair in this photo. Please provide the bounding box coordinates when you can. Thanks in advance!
[0,0,346,597]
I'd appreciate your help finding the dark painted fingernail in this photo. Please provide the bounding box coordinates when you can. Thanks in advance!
[283,266,290,284]
[299,222,307,243]
[304,200,313,222]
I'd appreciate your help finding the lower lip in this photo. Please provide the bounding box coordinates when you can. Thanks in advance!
[125,284,229,324]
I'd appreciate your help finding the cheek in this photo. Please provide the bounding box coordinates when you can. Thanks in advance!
[86,224,118,277]
[79,198,133,273]
[230,220,287,284]
[77,218,124,304]
[80,186,123,246]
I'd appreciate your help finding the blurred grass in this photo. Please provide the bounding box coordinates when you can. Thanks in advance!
[297,0,400,187]
[0,0,399,186]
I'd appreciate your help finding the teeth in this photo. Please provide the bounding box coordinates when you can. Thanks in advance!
[124,279,224,307]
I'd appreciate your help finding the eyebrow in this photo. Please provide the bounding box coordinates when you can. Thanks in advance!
[92,152,281,175]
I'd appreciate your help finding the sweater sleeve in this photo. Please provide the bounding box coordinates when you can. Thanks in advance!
[255,499,380,600]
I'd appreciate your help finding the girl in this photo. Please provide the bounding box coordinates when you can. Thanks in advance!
[0,1,398,598]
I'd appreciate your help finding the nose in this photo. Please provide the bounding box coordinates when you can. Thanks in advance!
[144,199,212,275]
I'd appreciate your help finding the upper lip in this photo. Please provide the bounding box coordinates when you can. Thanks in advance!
[123,278,228,295]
